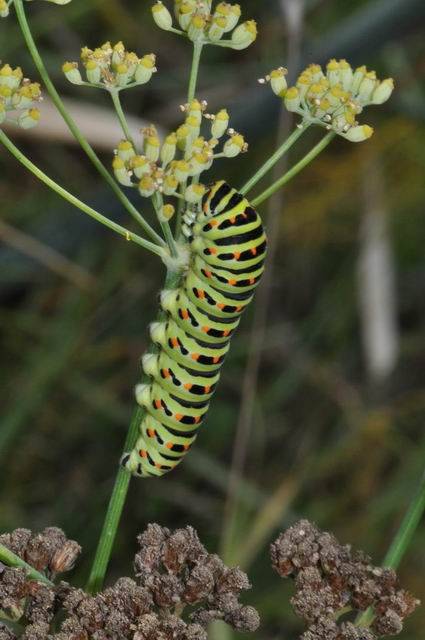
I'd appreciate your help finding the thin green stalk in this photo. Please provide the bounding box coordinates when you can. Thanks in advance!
[110,89,135,147]
[356,469,425,628]
[152,192,179,258]
[86,267,183,594]
[13,0,164,247]
[251,131,335,207]
[0,544,54,587]
[187,41,203,103]
[0,130,165,258]
[240,124,308,196]
[175,41,204,239]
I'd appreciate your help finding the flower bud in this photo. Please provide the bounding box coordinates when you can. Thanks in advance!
[129,155,151,179]
[358,72,377,103]
[0,64,23,90]
[135,54,157,84]
[85,59,102,84]
[177,0,197,30]
[188,99,203,125]
[188,14,207,42]
[18,108,40,129]
[62,61,83,85]
[152,1,173,30]
[144,134,160,162]
[189,151,212,175]
[0,0,9,18]
[173,160,190,182]
[138,175,156,197]
[269,67,288,97]
[12,83,41,109]
[338,59,353,90]
[185,115,201,140]
[223,133,246,157]
[216,3,241,32]
[371,78,394,105]
[115,63,132,87]
[344,124,373,142]
[162,174,179,195]
[116,140,136,162]
[208,16,227,42]
[176,124,190,150]
[160,132,177,166]
[211,109,229,138]
[112,156,133,186]
[0,85,12,107]
[158,203,175,222]
[351,65,367,94]
[231,20,257,50]
[284,86,300,112]
[111,41,125,66]
[185,183,206,204]
[50,541,81,573]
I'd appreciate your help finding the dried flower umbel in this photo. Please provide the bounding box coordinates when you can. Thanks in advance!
[262,59,394,142]
[271,520,419,640]
[0,525,258,638]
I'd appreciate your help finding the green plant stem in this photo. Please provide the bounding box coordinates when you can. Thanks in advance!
[251,131,335,207]
[13,0,164,247]
[175,41,204,239]
[0,130,165,258]
[356,469,425,628]
[110,89,135,147]
[0,544,54,586]
[86,267,183,594]
[240,125,308,196]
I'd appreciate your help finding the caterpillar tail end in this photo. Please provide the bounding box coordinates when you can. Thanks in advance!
[120,451,150,478]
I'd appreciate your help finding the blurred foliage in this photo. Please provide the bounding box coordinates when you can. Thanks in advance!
[0,1,424,638]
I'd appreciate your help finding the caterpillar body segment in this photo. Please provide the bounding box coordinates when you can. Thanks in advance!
[122,181,267,477]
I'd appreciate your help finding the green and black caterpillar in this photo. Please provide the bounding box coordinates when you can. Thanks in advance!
[121,181,267,477]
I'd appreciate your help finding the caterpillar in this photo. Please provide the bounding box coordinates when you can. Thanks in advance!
[121,181,267,477]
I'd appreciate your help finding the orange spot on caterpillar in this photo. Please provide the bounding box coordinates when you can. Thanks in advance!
[250,247,257,256]
[228,278,237,286]
[202,326,210,333]
[175,413,183,421]
[222,330,230,337]
[204,386,211,394]
[217,302,225,310]
[191,353,200,361]
[166,442,174,449]
[194,416,201,424]
[208,247,217,255]
[139,450,147,458]
[155,462,161,469]
[182,309,189,320]
[198,290,205,299]
[229,216,236,224]
[249,278,255,285]
[236,306,243,312]
[154,399,162,409]
[213,356,220,364]
[210,219,218,227]
[147,429,155,438]
[205,270,212,279]
[171,337,179,348]
[233,252,241,260]
[162,368,171,378]
[184,383,193,390]
[184,444,190,451]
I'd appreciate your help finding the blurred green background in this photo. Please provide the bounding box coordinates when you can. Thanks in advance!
[0,0,424,638]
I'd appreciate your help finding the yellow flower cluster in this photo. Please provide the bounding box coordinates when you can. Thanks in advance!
[62,42,157,90]
[112,99,247,208]
[152,1,257,49]
[0,64,42,129]
[264,59,394,142]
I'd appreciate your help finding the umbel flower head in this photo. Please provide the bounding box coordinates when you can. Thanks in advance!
[112,98,247,215]
[263,59,394,142]
[63,41,157,90]
[0,63,42,129]
[152,1,257,49]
